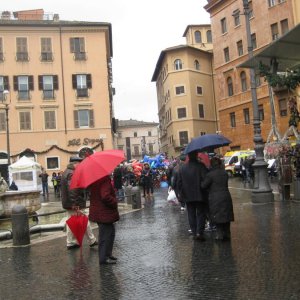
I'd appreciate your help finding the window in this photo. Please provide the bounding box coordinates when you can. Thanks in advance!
[174,59,182,70]
[41,38,53,61]
[196,86,203,95]
[233,10,240,26]
[221,18,227,34]
[19,111,31,130]
[148,144,154,154]
[46,157,59,170]
[13,76,34,100]
[258,105,264,121]
[271,23,279,40]
[251,33,257,49]
[133,146,139,155]
[237,40,243,56]
[198,104,205,118]
[147,131,151,137]
[72,74,92,97]
[16,37,28,61]
[281,19,289,35]
[248,1,254,18]
[194,60,200,70]
[224,47,230,62]
[0,112,5,131]
[179,131,189,146]
[241,71,248,92]
[230,112,236,127]
[117,145,124,150]
[74,109,94,128]
[38,75,58,99]
[44,111,56,130]
[195,31,202,43]
[268,0,276,7]
[177,107,187,119]
[134,132,137,137]
[206,30,212,43]
[0,38,3,61]
[227,77,234,96]
[243,108,250,124]
[70,37,86,60]
[0,76,9,100]
[175,86,185,95]
[117,132,122,138]
[279,99,287,116]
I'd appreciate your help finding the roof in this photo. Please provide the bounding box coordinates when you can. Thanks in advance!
[182,24,211,37]
[117,119,159,128]
[238,23,300,72]
[151,44,213,82]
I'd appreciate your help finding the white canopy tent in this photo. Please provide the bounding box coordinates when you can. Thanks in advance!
[8,156,42,191]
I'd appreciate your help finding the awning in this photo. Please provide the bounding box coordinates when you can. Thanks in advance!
[238,23,300,71]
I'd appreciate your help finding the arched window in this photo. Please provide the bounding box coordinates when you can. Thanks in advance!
[240,71,247,92]
[206,30,212,43]
[195,31,202,43]
[227,77,234,96]
[174,59,182,70]
[194,60,200,70]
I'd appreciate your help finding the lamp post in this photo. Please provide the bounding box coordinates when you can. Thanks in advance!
[242,0,274,203]
[2,90,11,166]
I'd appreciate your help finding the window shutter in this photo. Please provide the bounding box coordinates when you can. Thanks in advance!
[74,110,79,128]
[38,76,43,90]
[70,38,75,53]
[29,75,34,90]
[79,38,85,52]
[3,76,9,90]
[89,110,94,128]
[53,75,59,90]
[13,76,18,91]
[72,75,77,89]
[87,74,92,88]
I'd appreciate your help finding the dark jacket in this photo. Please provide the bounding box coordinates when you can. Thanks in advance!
[61,163,86,209]
[113,167,123,190]
[201,167,234,224]
[177,160,208,203]
[89,176,120,224]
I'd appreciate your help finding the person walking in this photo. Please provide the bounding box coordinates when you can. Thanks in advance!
[113,165,124,201]
[89,175,119,265]
[39,169,49,196]
[141,163,154,197]
[177,151,208,241]
[201,157,234,241]
[61,156,98,250]
[51,172,59,197]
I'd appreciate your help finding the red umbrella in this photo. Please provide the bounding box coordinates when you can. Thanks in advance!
[66,211,88,247]
[70,149,125,189]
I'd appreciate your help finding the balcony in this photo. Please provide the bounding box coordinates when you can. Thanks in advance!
[172,139,189,149]
[76,88,89,98]
[16,52,29,62]
[40,52,53,62]
[74,52,87,61]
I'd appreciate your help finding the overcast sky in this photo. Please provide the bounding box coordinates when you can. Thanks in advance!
[6,0,211,122]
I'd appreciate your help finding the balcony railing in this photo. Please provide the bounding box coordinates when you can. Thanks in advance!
[43,90,55,100]
[76,88,89,98]
[74,52,87,61]
[41,52,53,62]
[18,90,30,100]
[16,52,29,62]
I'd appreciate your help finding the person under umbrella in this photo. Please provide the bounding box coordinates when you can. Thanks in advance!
[61,156,98,250]
[89,175,119,265]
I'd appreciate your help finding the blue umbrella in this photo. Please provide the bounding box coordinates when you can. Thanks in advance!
[184,134,231,154]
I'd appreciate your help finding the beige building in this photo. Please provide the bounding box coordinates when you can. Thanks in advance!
[204,0,300,150]
[152,25,218,158]
[0,9,115,179]
[116,119,159,161]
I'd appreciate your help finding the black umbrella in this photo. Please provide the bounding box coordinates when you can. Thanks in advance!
[184,134,231,154]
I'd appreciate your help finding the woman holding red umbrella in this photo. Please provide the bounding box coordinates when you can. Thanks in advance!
[89,175,120,265]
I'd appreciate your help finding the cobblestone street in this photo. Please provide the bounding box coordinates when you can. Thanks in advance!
[1,179,300,300]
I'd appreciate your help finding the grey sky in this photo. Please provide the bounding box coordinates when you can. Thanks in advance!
[5,0,210,122]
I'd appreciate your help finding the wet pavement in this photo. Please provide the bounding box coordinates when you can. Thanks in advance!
[1,178,300,299]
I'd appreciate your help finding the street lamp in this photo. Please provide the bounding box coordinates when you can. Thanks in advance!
[242,0,274,203]
[2,90,11,165]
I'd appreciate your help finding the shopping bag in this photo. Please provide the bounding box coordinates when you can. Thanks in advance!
[167,189,178,205]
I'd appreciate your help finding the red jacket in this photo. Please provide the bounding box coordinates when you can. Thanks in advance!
[88,176,119,224]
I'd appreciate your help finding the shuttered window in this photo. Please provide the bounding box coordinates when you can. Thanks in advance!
[44,111,56,129]
[70,37,85,53]
[19,111,31,130]
[16,37,27,52]
[41,38,52,53]
[74,109,94,128]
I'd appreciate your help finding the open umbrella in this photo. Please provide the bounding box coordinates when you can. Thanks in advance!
[70,149,125,189]
[184,134,231,154]
[66,211,88,247]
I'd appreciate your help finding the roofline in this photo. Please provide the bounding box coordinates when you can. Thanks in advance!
[204,0,224,12]
[182,24,211,37]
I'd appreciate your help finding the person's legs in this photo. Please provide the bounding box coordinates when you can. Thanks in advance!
[98,223,115,264]
[106,223,116,258]
[186,202,197,235]
[84,218,97,245]
[195,202,207,236]
[223,222,231,240]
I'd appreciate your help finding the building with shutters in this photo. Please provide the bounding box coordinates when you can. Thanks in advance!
[0,9,116,179]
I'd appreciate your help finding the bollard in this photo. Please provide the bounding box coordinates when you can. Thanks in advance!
[11,205,30,246]
[124,185,133,205]
[131,186,142,209]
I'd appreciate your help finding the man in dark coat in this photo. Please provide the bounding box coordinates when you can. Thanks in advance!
[177,151,208,240]
[89,175,120,265]
[113,165,124,200]
[201,157,234,241]
[61,156,97,250]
